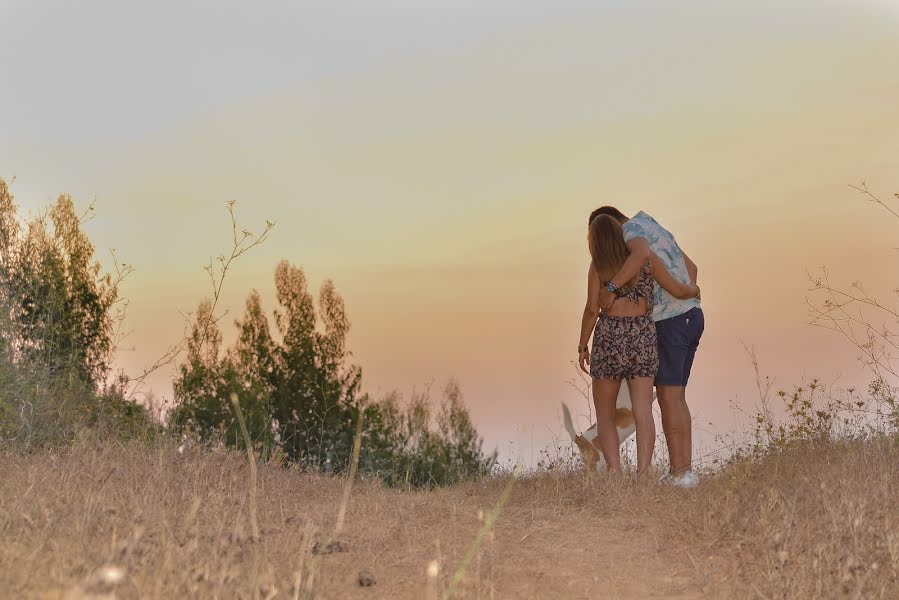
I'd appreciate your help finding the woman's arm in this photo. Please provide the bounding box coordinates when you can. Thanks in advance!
[650,253,700,300]
[578,264,602,373]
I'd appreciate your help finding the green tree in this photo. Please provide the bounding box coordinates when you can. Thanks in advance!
[0,179,151,447]
[270,260,320,462]
[0,179,19,365]
[170,300,234,440]
[437,380,496,482]
[270,261,361,470]
[171,259,495,486]
[13,196,116,384]
[230,290,278,452]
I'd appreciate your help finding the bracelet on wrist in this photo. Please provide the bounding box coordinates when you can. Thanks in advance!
[578,346,589,353]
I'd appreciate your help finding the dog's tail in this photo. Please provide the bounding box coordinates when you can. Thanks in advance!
[561,402,578,442]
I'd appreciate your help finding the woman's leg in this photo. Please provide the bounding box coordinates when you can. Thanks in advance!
[626,377,656,477]
[592,378,623,473]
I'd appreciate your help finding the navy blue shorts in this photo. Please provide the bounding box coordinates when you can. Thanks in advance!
[655,308,704,387]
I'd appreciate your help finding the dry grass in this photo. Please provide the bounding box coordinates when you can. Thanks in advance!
[1,435,898,599]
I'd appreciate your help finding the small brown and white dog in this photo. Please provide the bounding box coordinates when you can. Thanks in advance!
[562,385,651,472]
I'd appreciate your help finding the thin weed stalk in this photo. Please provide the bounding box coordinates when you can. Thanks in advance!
[231,393,261,600]
[293,520,315,600]
[443,469,519,600]
[335,410,364,537]
[301,410,365,599]
[230,393,260,542]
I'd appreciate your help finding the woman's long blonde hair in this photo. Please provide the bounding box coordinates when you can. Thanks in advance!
[588,215,637,289]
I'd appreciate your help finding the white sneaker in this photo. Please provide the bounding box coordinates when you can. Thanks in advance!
[670,470,699,489]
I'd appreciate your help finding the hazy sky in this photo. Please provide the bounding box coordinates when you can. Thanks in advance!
[2,0,898,463]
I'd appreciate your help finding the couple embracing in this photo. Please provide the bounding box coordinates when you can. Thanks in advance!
[577,207,704,487]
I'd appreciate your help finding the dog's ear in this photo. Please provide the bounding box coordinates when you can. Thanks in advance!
[561,402,578,441]
[574,434,594,455]
[574,434,600,470]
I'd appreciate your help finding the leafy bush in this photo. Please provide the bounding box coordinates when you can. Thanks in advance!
[360,382,496,487]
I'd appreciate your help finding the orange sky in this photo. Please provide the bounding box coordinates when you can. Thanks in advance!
[2,0,898,463]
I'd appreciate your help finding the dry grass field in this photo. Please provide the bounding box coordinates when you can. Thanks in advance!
[2,436,898,600]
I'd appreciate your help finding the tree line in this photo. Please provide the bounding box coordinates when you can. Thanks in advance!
[0,178,495,487]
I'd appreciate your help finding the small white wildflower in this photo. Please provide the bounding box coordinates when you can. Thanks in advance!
[96,564,126,586]
[427,561,440,578]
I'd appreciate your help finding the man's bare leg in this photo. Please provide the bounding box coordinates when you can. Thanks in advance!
[657,385,692,475]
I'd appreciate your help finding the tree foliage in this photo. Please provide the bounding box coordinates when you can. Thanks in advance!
[0,178,152,447]
[172,260,495,486]
[0,177,494,483]
[1,181,116,383]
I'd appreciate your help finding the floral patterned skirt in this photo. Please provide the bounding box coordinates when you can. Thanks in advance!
[590,314,659,380]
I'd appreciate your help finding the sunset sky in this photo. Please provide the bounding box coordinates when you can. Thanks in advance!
[2,0,898,463]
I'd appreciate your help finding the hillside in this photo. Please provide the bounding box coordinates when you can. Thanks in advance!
[2,437,897,599]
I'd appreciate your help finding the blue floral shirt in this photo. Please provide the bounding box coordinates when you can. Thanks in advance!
[622,211,700,322]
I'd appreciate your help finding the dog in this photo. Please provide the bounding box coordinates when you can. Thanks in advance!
[562,384,649,473]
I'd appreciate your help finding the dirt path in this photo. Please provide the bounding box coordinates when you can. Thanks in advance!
[314,477,709,599]
[4,447,709,599]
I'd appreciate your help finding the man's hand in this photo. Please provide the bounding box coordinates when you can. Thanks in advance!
[683,252,698,285]
[598,286,616,312]
[579,350,591,374]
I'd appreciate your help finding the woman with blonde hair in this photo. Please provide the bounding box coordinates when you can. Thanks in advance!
[577,215,700,478]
